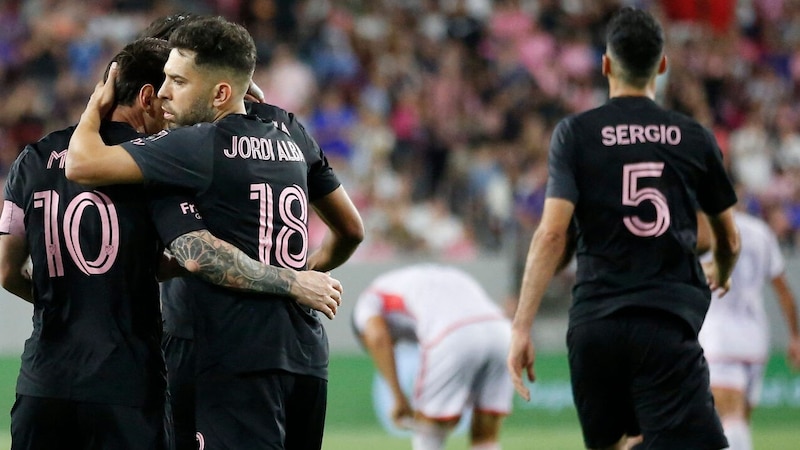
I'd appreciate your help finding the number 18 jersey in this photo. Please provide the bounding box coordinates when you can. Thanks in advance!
[121,112,341,378]
[546,96,737,334]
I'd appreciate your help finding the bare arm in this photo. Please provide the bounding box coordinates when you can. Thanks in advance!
[307,186,365,272]
[169,230,343,319]
[696,210,712,254]
[0,234,33,303]
[706,207,741,296]
[508,198,575,400]
[65,62,143,186]
[771,274,800,369]
[360,316,413,427]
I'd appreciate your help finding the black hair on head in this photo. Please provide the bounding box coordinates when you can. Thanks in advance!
[139,12,202,40]
[605,7,664,79]
[108,37,171,106]
[168,16,256,80]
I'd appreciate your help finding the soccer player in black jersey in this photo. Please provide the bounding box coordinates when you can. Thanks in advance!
[66,16,364,450]
[507,7,740,450]
[0,38,189,450]
[0,37,346,450]
[138,13,353,450]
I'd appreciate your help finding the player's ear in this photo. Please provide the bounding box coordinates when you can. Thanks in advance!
[602,54,611,77]
[212,82,232,107]
[139,84,157,115]
[657,54,667,75]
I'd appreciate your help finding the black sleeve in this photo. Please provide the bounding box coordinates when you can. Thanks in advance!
[147,188,207,247]
[695,127,738,215]
[120,125,215,192]
[545,117,580,204]
[3,147,32,208]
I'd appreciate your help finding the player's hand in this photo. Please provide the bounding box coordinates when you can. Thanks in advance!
[290,270,343,320]
[391,397,414,430]
[788,336,800,370]
[20,256,33,280]
[507,327,536,401]
[245,79,265,103]
[86,62,118,120]
[702,260,732,297]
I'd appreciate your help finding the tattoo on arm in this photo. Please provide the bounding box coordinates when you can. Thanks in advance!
[168,230,296,296]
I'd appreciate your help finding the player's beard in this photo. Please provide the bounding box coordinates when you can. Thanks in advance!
[172,96,216,126]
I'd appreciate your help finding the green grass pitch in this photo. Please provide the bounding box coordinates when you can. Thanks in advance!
[0,353,797,449]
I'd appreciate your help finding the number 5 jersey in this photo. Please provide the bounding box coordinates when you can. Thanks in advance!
[546,96,738,335]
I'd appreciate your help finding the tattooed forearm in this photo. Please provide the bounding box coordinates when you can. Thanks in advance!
[168,230,297,296]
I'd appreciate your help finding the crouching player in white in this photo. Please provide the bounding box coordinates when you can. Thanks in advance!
[352,264,513,450]
[699,210,800,450]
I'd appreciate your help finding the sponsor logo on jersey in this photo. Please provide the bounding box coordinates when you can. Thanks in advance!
[180,202,202,219]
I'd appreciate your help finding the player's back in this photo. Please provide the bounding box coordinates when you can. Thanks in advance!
[3,122,163,406]
[358,264,507,345]
[138,111,341,378]
[557,97,736,333]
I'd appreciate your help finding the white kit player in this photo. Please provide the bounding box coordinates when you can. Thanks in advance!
[352,264,513,450]
[699,211,800,450]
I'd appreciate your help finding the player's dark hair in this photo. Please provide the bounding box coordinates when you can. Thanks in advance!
[138,12,202,40]
[168,16,256,89]
[106,38,170,106]
[605,7,664,87]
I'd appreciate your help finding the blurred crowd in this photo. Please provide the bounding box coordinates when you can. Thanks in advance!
[1,0,800,300]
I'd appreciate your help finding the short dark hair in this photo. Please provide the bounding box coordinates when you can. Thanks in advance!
[138,12,202,40]
[168,16,256,89]
[107,38,170,106]
[605,7,664,85]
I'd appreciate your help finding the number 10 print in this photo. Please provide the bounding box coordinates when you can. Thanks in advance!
[33,190,119,277]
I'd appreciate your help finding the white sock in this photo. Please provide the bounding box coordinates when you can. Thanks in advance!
[411,421,449,450]
[722,418,752,450]
[470,442,500,450]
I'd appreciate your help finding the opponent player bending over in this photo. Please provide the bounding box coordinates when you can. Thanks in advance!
[353,264,513,450]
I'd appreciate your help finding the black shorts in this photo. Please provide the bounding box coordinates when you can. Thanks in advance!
[11,394,169,450]
[567,308,727,450]
[195,370,327,450]
[164,333,196,450]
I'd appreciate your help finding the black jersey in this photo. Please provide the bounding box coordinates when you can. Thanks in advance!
[1,121,202,406]
[121,111,341,378]
[158,103,331,341]
[547,97,737,334]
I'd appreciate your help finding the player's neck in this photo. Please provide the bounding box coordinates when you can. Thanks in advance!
[109,105,147,134]
[213,100,247,122]
[607,77,657,100]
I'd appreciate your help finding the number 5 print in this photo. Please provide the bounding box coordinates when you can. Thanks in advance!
[622,162,671,237]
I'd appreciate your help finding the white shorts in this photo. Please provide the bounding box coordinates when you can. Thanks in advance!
[414,319,513,419]
[707,361,765,406]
